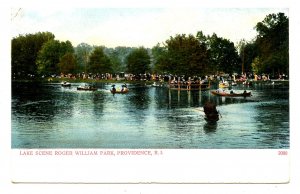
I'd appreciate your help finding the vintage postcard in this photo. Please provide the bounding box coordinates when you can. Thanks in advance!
[9,1,292,184]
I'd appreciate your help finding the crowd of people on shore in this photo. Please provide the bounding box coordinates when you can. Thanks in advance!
[14,71,288,83]
[56,72,288,82]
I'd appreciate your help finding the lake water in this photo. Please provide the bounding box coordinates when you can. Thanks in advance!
[11,81,289,149]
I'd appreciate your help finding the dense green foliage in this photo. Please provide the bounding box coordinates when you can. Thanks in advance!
[75,43,93,73]
[243,13,289,75]
[104,46,134,73]
[196,31,240,74]
[152,32,239,76]
[237,40,259,74]
[58,53,77,74]
[125,47,151,74]
[11,12,288,79]
[165,34,208,76]
[255,13,289,75]
[88,47,112,74]
[11,32,55,78]
[36,40,74,75]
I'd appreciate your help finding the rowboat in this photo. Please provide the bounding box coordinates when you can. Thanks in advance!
[204,113,219,122]
[110,88,129,94]
[111,84,128,94]
[61,81,71,87]
[211,90,251,97]
[77,84,97,91]
[203,101,219,122]
[219,81,229,88]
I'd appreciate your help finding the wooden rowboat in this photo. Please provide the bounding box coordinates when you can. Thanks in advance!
[219,81,229,88]
[203,101,219,123]
[204,113,219,122]
[211,90,251,97]
[77,85,97,91]
[110,89,129,94]
[61,81,71,87]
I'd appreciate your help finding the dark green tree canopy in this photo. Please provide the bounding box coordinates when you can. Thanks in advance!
[165,34,208,76]
[254,12,289,75]
[58,53,77,74]
[103,46,134,73]
[151,43,169,74]
[126,47,151,75]
[204,33,240,74]
[11,32,55,78]
[36,39,74,75]
[75,43,93,73]
[153,32,239,76]
[88,46,112,74]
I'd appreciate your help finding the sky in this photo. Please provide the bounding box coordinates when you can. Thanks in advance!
[11,7,288,48]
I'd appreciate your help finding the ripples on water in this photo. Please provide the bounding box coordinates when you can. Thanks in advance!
[12,82,289,148]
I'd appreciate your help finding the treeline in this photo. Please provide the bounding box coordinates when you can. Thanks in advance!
[11,12,288,79]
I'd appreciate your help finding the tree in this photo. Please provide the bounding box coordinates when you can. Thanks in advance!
[126,47,151,75]
[88,47,112,74]
[104,47,129,73]
[75,43,93,73]
[237,40,259,74]
[251,57,262,74]
[156,34,209,76]
[107,50,123,73]
[255,12,289,75]
[115,47,134,66]
[204,33,240,74]
[151,43,169,74]
[58,53,77,74]
[36,40,74,75]
[11,32,55,78]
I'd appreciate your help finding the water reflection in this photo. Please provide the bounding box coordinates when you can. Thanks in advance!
[92,92,105,116]
[128,85,151,110]
[253,101,289,148]
[12,82,289,148]
[12,82,70,123]
[203,122,218,134]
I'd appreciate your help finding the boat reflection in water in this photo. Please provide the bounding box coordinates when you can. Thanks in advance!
[203,122,218,134]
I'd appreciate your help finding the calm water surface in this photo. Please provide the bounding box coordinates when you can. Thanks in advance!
[11,82,289,148]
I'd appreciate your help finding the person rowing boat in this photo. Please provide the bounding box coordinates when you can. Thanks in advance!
[203,101,219,122]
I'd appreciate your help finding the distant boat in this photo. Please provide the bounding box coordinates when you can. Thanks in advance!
[219,81,229,88]
[61,81,71,87]
[211,90,251,97]
[110,88,129,94]
[77,84,97,91]
[111,84,128,94]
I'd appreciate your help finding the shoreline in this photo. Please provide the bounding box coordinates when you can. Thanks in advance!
[11,78,289,86]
